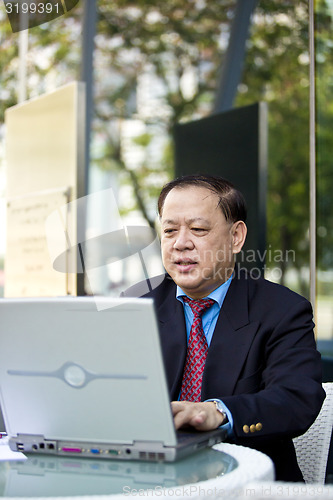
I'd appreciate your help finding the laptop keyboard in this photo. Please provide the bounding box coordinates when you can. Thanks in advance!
[176,430,201,442]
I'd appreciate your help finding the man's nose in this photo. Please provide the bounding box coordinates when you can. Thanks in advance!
[173,229,194,250]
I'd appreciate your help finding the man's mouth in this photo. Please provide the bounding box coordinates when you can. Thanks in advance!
[174,260,197,271]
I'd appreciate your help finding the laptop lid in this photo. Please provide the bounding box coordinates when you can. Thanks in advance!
[0,298,175,442]
[0,297,225,461]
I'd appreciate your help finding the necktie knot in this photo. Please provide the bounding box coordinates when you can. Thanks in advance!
[182,297,215,317]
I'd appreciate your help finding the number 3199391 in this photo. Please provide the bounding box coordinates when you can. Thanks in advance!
[5,2,60,15]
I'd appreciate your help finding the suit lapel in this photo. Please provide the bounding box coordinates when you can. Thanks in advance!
[156,281,187,400]
[152,271,260,400]
[202,272,260,398]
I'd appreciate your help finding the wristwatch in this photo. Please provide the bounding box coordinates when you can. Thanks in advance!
[211,399,227,425]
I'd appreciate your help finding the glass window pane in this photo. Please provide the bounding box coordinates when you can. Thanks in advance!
[315,0,333,348]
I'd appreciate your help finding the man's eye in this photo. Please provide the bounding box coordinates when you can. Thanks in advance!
[192,228,206,233]
[164,228,175,234]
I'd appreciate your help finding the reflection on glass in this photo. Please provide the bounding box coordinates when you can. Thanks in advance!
[0,450,237,497]
[237,1,311,298]
[315,0,333,347]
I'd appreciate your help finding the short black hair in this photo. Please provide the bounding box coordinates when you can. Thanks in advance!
[157,174,247,223]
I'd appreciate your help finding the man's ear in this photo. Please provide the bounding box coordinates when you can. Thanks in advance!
[231,221,247,254]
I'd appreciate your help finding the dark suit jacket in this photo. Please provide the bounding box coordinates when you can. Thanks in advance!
[123,268,325,481]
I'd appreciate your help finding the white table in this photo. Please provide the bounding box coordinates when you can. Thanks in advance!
[0,441,274,499]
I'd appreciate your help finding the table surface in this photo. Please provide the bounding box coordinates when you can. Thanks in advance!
[0,442,274,499]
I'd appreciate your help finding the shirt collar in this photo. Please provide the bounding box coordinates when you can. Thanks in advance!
[176,273,233,309]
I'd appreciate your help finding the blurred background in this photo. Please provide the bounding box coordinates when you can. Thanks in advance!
[0,0,332,351]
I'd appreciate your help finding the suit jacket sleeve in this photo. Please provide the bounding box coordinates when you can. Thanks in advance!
[197,268,325,447]
[219,296,324,442]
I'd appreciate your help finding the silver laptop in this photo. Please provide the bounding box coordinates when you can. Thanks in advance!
[0,297,226,462]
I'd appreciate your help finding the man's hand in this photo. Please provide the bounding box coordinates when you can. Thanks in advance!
[171,401,225,431]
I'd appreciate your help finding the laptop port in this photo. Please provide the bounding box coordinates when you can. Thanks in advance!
[47,443,55,450]
[62,447,82,453]
[16,443,24,451]
[39,443,45,449]
[90,448,100,454]
[108,449,120,456]
[32,444,38,450]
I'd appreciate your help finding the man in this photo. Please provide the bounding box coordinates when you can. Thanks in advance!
[124,174,324,482]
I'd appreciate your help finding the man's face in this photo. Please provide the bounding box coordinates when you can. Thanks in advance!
[160,186,245,299]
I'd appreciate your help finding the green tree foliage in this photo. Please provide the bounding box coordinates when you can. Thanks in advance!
[236,1,311,292]
[2,0,331,293]
[0,6,83,121]
[0,13,18,118]
[315,0,333,277]
[92,0,235,227]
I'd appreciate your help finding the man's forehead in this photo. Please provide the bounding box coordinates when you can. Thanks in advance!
[166,185,218,199]
[162,186,221,210]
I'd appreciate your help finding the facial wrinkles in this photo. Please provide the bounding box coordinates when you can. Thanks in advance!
[163,186,230,242]
[164,218,230,267]
[163,194,225,241]
[159,186,244,298]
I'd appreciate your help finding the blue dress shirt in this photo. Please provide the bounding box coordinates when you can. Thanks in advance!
[176,276,234,435]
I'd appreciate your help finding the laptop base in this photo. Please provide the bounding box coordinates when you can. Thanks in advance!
[9,429,225,462]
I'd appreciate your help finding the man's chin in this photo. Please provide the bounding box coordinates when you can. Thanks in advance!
[169,266,199,279]
[169,273,203,293]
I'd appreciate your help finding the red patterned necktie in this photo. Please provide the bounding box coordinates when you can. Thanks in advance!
[179,297,215,402]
